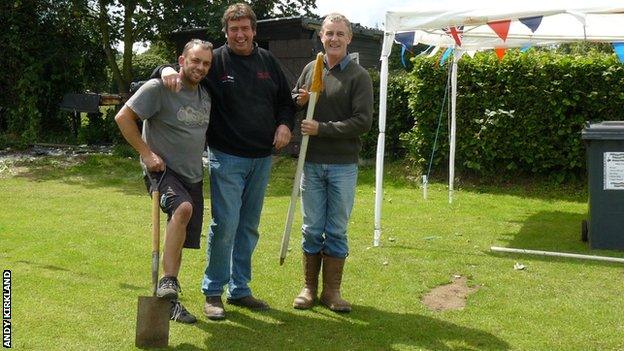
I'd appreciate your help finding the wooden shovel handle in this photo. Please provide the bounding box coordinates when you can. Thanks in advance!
[151,190,160,295]
[151,190,160,253]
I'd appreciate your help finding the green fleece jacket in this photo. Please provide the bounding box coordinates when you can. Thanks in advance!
[293,56,373,164]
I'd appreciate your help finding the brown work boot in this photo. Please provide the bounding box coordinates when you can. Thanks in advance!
[203,295,225,320]
[319,254,351,313]
[293,252,322,309]
[226,295,270,311]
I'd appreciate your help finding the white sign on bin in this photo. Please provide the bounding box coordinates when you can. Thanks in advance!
[604,152,624,190]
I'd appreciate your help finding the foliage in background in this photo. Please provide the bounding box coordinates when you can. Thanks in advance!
[142,40,178,63]
[93,0,317,93]
[360,69,414,160]
[0,0,109,147]
[401,49,624,180]
[127,53,169,82]
[0,0,318,147]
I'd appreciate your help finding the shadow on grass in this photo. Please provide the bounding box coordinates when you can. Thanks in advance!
[14,259,71,273]
[489,210,624,266]
[175,306,510,351]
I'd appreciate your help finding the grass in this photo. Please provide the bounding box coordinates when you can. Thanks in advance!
[1,154,623,350]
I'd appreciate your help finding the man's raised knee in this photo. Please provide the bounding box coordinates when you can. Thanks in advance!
[174,202,193,223]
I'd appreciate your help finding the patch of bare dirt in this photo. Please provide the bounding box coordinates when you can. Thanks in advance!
[421,275,479,312]
[0,144,112,177]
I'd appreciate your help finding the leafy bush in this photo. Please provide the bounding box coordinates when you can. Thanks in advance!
[78,107,123,145]
[401,50,624,179]
[130,53,169,82]
[361,70,414,160]
[0,1,108,146]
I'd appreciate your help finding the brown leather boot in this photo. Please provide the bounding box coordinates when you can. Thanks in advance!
[293,252,322,309]
[320,254,351,312]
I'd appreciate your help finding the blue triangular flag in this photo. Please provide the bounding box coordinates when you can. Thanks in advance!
[440,48,452,66]
[395,32,415,68]
[394,32,415,48]
[520,44,532,52]
[519,16,543,33]
[614,42,624,63]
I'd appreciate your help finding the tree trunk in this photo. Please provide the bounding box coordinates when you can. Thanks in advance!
[97,0,128,93]
[121,0,136,91]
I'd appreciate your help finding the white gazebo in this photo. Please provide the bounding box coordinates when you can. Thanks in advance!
[374,1,624,246]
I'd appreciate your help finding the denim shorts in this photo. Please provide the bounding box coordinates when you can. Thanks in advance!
[144,169,204,249]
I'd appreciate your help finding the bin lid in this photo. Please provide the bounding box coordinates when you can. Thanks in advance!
[581,121,624,140]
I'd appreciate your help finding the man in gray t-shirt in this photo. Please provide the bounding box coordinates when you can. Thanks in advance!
[115,39,213,324]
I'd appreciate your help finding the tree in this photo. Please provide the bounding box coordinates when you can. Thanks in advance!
[0,0,108,144]
[92,0,317,93]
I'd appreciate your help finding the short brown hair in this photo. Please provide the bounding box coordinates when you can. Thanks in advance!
[182,39,213,56]
[221,3,257,32]
[321,13,353,37]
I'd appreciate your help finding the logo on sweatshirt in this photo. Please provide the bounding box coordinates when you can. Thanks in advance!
[220,74,235,84]
[257,71,271,79]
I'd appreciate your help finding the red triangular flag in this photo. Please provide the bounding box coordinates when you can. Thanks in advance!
[495,48,507,61]
[488,20,511,41]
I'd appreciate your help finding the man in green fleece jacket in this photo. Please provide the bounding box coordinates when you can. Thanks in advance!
[291,13,373,313]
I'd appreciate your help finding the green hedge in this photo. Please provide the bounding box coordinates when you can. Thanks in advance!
[400,50,624,179]
[361,70,414,160]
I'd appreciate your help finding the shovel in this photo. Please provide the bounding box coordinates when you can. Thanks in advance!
[135,172,170,348]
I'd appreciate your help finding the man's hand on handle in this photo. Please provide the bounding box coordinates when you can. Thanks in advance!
[141,151,165,172]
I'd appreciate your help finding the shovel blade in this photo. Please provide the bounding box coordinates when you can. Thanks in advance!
[135,296,170,348]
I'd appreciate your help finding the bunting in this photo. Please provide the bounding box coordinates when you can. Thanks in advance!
[613,42,624,63]
[494,48,507,61]
[519,16,543,33]
[488,20,511,41]
[394,32,415,48]
[394,32,415,68]
[444,26,464,46]
[440,48,453,66]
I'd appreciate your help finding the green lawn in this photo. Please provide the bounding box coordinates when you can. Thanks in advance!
[1,154,623,350]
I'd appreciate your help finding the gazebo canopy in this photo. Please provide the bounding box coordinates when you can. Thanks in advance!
[372,0,624,246]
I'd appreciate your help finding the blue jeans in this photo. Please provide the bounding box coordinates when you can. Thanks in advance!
[201,149,272,299]
[300,162,357,258]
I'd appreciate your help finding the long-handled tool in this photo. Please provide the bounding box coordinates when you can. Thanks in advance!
[135,172,170,348]
[280,53,324,265]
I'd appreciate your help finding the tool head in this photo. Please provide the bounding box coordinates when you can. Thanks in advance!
[135,296,170,348]
[309,52,324,93]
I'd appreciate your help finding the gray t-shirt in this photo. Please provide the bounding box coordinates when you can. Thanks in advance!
[126,78,210,183]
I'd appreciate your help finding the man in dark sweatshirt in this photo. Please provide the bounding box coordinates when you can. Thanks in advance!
[157,3,295,320]
[291,13,373,313]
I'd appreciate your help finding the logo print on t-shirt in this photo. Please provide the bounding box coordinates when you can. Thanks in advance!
[177,99,210,126]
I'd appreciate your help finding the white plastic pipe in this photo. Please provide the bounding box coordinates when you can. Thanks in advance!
[448,52,458,204]
[491,246,624,264]
[374,52,390,247]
